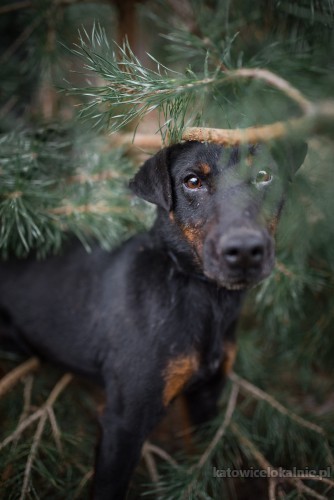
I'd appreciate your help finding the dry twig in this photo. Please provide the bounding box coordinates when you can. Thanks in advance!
[0,0,109,15]
[12,375,35,448]
[183,383,239,498]
[196,383,239,469]
[143,442,179,470]
[0,358,40,399]
[182,101,334,146]
[181,69,334,146]
[0,409,44,451]
[73,470,94,499]
[142,443,160,485]
[19,373,73,499]
[47,407,62,453]
[231,422,330,500]
[229,371,327,437]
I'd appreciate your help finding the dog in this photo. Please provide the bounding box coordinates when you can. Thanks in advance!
[0,140,307,499]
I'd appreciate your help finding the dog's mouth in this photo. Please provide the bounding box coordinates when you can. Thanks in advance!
[203,270,268,290]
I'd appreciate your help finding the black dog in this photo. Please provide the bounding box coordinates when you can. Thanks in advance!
[0,140,307,498]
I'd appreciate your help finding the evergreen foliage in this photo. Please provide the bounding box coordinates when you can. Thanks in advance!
[0,1,333,499]
[0,126,152,258]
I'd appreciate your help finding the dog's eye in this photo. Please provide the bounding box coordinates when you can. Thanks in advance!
[184,175,202,190]
[254,170,273,186]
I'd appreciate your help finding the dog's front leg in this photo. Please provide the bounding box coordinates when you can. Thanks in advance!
[93,410,139,499]
[92,387,163,500]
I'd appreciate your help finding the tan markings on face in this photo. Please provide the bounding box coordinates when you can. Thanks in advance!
[222,341,238,376]
[169,211,175,222]
[199,162,211,175]
[181,225,204,256]
[163,354,199,406]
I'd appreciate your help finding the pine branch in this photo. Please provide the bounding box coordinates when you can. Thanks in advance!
[0,410,44,452]
[229,372,328,438]
[0,373,72,454]
[19,373,73,499]
[70,28,334,146]
[231,422,331,500]
[182,100,334,145]
[0,129,152,258]
[214,68,313,113]
[230,371,334,471]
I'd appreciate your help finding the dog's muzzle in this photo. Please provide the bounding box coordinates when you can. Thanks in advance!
[203,227,275,289]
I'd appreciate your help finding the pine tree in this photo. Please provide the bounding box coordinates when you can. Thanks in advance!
[0,1,334,499]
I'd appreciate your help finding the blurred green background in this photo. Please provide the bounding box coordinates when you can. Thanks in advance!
[0,1,333,498]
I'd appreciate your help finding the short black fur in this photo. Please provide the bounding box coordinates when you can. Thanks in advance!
[0,140,307,499]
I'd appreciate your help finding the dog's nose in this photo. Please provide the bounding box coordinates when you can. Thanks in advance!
[220,231,265,270]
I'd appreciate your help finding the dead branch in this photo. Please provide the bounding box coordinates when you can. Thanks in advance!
[108,132,162,151]
[183,383,239,498]
[229,372,327,436]
[223,68,313,113]
[229,372,334,470]
[0,358,40,399]
[182,100,334,146]
[13,375,34,448]
[230,422,329,500]
[268,478,277,500]
[50,202,126,216]
[142,444,160,486]
[19,373,73,499]
[143,442,179,469]
[180,69,333,146]
[275,261,295,279]
[0,1,31,15]
[47,407,62,453]
[73,470,94,499]
[196,383,239,469]
[20,411,49,500]
[0,409,43,451]
[21,375,34,419]
[0,0,110,16]
[230,422,271,468]
[66,170,121,184]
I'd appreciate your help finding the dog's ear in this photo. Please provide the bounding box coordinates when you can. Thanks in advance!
[271,140,308,179]
[129,147,172,211]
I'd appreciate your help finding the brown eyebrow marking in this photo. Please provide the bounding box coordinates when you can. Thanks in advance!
[199,163,211,175]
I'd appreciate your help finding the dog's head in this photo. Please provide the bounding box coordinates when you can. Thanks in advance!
[130,140,307,290]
